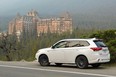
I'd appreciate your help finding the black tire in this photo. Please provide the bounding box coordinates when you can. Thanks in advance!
[55,63,62,66]
[39,55,50,66]
[91,64,101,68]
[75,56,88,69]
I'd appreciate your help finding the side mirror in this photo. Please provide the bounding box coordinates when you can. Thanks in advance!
[51,45,55,49]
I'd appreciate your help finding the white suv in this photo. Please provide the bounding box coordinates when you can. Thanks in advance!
[35,38,110,69]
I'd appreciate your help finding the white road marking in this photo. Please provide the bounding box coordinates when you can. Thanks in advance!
[0,65,115,77]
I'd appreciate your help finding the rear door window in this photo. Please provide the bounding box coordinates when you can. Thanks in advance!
[94,40,107,47]
[68,41,89,47]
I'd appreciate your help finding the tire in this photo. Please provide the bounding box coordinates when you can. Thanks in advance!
[91,64,101,68]
[75,56,88,69]
[55,63,62,66]
[39,55,50,66]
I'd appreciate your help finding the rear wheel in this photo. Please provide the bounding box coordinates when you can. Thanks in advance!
[55,63,62,66]
[91,64,101,68]
[39,55,50,66]
[75,56,88,69]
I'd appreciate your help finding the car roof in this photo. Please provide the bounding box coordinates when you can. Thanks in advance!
[60,38,98,41]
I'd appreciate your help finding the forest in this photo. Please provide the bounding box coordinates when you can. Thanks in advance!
[0,29,116,64]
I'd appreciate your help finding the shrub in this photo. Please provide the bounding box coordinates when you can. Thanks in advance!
[89,29,116,63]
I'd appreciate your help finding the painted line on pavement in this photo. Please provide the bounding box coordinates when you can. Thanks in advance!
[0,64,115,77]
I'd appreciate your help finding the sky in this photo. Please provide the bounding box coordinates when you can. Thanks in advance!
[0,0,116,16]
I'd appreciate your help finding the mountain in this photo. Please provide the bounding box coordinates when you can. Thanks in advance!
[72,14,116,29]
[0,16,13,31]
[0,0,116,31]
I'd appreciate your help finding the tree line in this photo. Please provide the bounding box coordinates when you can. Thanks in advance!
[0,29,116,63]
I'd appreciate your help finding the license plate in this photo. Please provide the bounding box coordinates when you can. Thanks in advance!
[103,49,107,52]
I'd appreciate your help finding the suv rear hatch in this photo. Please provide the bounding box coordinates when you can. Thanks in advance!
[93,40,109,55]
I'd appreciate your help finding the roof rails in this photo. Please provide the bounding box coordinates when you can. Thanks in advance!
[92,38,97,40]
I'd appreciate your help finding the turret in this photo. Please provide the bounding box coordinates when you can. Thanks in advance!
[27,9,39,17]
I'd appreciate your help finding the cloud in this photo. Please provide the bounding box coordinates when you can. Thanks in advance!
[0,0,116,16]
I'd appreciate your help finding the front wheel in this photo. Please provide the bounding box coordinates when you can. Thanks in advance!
[39,55,50,66]
[75,56,88,69]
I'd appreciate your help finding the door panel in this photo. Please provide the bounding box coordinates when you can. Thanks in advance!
[48,48,64,63]
[63,47,78,63]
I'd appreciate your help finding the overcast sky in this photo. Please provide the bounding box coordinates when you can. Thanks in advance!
[0,0,116,16]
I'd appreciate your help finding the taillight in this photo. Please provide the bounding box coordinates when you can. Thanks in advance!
[90,47,102,51]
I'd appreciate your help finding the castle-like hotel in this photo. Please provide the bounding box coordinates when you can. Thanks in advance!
[8,10,73,37]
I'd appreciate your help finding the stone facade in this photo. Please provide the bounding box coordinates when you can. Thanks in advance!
[8,10,72,37]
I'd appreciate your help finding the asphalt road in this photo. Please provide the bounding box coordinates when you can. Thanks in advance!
[0,61,116,77]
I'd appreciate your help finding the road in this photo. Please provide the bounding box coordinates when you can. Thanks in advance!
[0,61,116,77]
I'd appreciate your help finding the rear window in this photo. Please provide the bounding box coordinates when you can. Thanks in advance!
[94,40,107,47]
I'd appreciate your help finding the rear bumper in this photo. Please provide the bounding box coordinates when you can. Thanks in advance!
[89,58,110,64]
[88,54,110,64]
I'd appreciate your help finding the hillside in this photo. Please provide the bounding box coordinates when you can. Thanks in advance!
[73,14,116,29]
